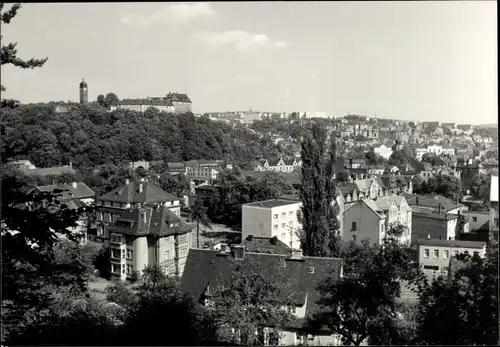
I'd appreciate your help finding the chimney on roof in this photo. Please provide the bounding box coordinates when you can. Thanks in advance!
[125,179,130,185]
[69,161,73,169]
[71,182,77,189]
[233,245,245,260]
[270,236,278,245]
[246,235,254,242]
[139,183,143,194]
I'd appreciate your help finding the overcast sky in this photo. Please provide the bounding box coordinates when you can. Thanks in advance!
[1,2,497,123]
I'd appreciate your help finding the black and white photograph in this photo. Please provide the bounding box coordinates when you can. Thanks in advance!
[1,1,498,346]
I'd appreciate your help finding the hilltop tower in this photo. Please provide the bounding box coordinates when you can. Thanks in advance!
[79,78,88,104]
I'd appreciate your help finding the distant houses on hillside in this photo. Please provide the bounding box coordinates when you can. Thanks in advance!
[109,93,192,114]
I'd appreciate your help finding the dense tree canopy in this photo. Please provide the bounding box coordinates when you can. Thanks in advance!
[1,105,283,170]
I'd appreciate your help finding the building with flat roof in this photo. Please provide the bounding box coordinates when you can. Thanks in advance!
[242,199,302,250]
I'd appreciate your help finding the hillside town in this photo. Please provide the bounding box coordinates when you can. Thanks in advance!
[1,2,498,347]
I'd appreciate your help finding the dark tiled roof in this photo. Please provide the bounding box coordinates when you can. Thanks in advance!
[34,182,95,200]
[98,180,177,204]
[245,199,300,208]
[109,204,190,237]
[337,182,360,196]
[181,249,342,318]
[417,239,486,249]
[241,236,291,254]
[403,194,462,212]
[380,176,398,189]
[165,93,192,103]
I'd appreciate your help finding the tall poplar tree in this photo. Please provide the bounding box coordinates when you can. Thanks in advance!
[299,124,341,257]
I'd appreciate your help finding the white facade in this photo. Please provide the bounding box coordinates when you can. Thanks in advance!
[186,166,219,181]
[374,145,393,160]
[242,200,302,250]
[109,103,175,113]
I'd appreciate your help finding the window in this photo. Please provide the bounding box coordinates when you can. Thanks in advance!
[259,223,264,229]
[164,250,170,260]
[273,214,278,219]
[111,248,120,259]
[164,266,169,275]
[424,249,430,258]
[121,249,126,259]
[351,222,357,231]
[273,224,278,230]
[110,234,121,244]
[281,223,286,229]
[111,263,119,273]
[97,211,103,220]
[281,212,286,218]
[121,264,126,274]
[351,235,357,242]
[288,211,294,216]
[179,248,188,258]
[97,225,104,236]
[126,265,133,274]
[179,265,185,273]
[443,250,449,259]
[433,249,439,258]
[472,216,477,222]
[453,250,459,256]
[473,251,479,257]
[127,249,133,260]
[495,219,499,227]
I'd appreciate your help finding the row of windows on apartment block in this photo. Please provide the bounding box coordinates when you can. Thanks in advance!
[273,211,298,219]
[272,221,295,230]
[423,248,480,259]
[110,261,186,276]
[109,234,188,244]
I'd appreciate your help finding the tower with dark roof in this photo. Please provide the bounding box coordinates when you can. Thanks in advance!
[79,78,88,104]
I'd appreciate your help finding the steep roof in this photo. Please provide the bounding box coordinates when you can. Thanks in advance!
[98,180,177,204]
[181,248,342,318]
[354,179,372,192]
[244,199,301,209]
[362,199,386,219]
[337,182,360,197]
[109,204,190,237]
[116,98,174,107]
[374,197,398,211]
[23,166,76,176]
[166,93,192,103]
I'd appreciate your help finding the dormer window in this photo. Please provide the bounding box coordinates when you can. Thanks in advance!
[308,266,315,274]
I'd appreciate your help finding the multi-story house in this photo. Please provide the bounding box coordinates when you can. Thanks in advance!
[490,175,499,242]
[343,199,387,245]
[242,199,302,250]
[181,246,343,346]
[411,209,464,243]
[27,181,95,246]
[252,156,301,173]
[165,92,192,114]
[93,178,182,243]
[109,98,175,113]
[374,144,393,160]
[375,196,412,246]
[348,158,367,169]
[368,165,386,176]
[94,179,190,281]
[417,239,486,277]
[354,178,384,199]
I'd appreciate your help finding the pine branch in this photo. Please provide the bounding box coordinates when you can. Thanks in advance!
[1,3,21,24]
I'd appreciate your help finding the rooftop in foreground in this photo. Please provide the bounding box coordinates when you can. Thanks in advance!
[417,239,486,249]
[244,199,301,208]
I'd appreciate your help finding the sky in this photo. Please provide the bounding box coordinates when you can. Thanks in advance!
[1,1,497,124]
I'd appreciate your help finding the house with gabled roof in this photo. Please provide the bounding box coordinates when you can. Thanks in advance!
[25,181,95,246]
[94,178,190,281]
[165,92,192,113]
[180,246,343,346]
[375,196,412,246]
[343,199,388,245]
[252,156,300,173]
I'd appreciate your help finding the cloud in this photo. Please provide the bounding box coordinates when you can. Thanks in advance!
[193,30,290,52]
[121,3,216,26]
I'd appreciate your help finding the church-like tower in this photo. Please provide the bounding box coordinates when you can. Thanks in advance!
[79,79,88,104]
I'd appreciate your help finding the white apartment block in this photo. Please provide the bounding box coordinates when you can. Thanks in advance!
[186,165,220,182]
[417,239,486,278]
[416,145,455,161]
[242,199,302,250]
